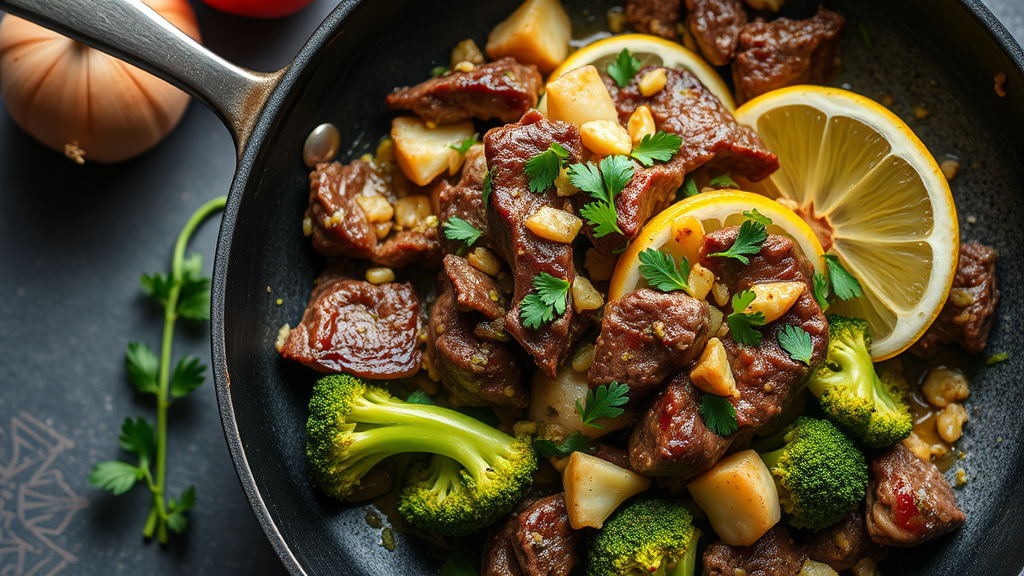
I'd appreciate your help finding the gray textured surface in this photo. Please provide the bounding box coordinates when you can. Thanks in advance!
[985,0,1024,41]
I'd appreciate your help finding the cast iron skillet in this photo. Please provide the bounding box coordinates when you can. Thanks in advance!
[2,0,1022,573]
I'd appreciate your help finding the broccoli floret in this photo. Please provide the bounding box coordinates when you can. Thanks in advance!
[587,499,695,576]
[806,315,913,449]
[759,417,868,532]
[306,374,536,536]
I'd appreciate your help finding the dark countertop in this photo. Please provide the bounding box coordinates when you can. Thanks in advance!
[0,1,1019,575]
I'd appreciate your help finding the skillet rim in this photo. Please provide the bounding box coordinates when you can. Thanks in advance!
[209,1,1024,575]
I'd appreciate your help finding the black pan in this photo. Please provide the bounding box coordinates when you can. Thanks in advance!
[2,0,1021,573]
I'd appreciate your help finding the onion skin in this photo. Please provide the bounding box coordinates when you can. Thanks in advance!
[0,0,201,163]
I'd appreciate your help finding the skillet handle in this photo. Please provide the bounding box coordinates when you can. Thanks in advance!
[0,0,284,156]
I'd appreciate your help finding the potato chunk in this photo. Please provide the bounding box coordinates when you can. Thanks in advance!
[799,559,840,576]
[529,363,632,439]
[486,0,571,73]
[391,116,475,186]
[687,450,780,546]
[545,65,620,127]
[563,452,652,529]
[690,337,738,397]
[744,282,805,324]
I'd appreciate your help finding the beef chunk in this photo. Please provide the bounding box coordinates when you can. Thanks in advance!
[481,517,525,576]
[387,57,542,124]
[436,144,495,254]
[485,110,592,377]
[701,228,828,432]
[703,526,807,576]
[592,441,633,470]
[307,160,439,267]
[444,254,507,320]
[511,494,582,576]
[279,271,422,378]
[629,374,732,477]
[588,68,778,253]
[626,0,682,38]
[590,288,711,396]
[801,505,885,571]
[686,0,747,66]
[865,443,965,547]
[732,6,845,104]
[912,242,999,356]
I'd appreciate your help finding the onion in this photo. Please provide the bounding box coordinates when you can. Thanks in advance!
[0,0,201,163]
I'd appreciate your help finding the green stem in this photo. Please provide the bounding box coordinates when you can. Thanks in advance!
[148,197,226,542]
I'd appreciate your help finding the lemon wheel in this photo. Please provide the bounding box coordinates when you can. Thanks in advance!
[733,86,958,359]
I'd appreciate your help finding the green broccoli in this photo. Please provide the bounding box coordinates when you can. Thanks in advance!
[759,417,868,532]
[306,374,536,536]
[587,499,697,576]
[806,315,913,449]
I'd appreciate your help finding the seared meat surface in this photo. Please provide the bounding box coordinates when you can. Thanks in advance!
[307,160,440,268]
[387,57,542,124]
[703,526,807,576]
[686,0,747,66]
[485,110,592,377]
[626,0,683,38]
[436,144,494,254]
[801,505,885,571]
[481,517,525,576]
[912,242,999,356]
[279,271,422,378]
[589,288,711,396]
[732,6,845,103]
[865,444,965,547]
[482,494,581,576]
[444,254,508,320]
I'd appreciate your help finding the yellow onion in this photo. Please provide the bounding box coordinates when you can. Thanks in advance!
[0,0,201,163]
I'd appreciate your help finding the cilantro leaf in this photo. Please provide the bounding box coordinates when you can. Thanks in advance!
[638,248,690,293]
[778,325,813,365]
[449,137,477,155]
[443,216,483,247]
[520,273,571,329]
[824,254,863,300]
[482,169,492,205]
[709,174,740,189]
[677,176,700,201]
[700,395,738,436]
[743,208,773,226]
[533,431,593,459]
[140,273,171,305]
[813,273,830,311]
[599,155,634,200]
[631,131,682,167]
[607,48,642,88]
[177,278,210,321]
[406,389,432,404]
[568,161,604,197]
[570,155,633,237]
[88,461,142,495]
[125,342,159,395]
[166,486,196,534]
[169,355,205,398]
[525,143,569,194]
[579,202,622,237]
[727,290,766,346]
[118,417,157,470]
[576,382,630,428]
[707,219,768,264]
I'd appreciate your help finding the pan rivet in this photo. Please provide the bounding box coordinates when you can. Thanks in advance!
[303,123,341,168]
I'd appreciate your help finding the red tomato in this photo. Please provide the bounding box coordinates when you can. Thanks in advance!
[198,0,316,18]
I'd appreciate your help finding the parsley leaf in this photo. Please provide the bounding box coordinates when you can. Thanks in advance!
[638,248,690,292]
[727,290,766,346]
[824,254,863,301]
[743,208,773,226]
[170,356,206,398]
[431,66,450,77]
[167,486,196,534]
[813,273,830,311]
[778,325,813,365]
[119,417,157,470]
[520,273,571,329]
[631,131,682,167]
[140,273,171,304]
[89,460,143,495]
[707,219,768,265]
[449,137,477,155]
[443,216,483,247]
[986,352,1008,366]
[676,176,700,201]
[709,174,740,189]
[533,431,593,459]
[700,395,738,436]
[177,253,210,321]
[482,169,492,205]
[571,155,634,237]
[576,382,630,428]
[607,48,642,87]
[525,143,569,194]
[126,342,159,395]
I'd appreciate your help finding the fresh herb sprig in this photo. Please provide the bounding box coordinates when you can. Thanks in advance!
[442,216,483,247]
[779,325,813,365]
[700,395,738,436]
[520,272,571,329]
[88,197,225,543]
[631,131,682,167]
[607,48,642,87]
[449,137,478,155]
[709,174,739,189]
[533,431,593,459]
[813,273,830,311]
[824,254,863,300]
[482,169,493,205]
[638,248,690,293]
[570,155,633,237]
[577,382,630,428]
[707,218,769,264]
[525,143,570,194]
[727,290,766,346]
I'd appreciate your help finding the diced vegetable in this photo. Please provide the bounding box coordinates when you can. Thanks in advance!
[936,403,968,443]
[486,0,572,73]
[393,195,433,230]
[627,105,656,145]
[354,195,394,224]
[525,206,583,243]
[921,367,969,408]
[366,267,395,285]
[687,264,714,301]
[572,276,604,312]
[687,450,781,546]
[391,116,474,186]
[545,65,620,127]
[671,216,705,265]
[580,120,632,156]
[563,451,652,529]
[799,559,840,576]
[743,282,805,324]
[467,247,502,277]
[638,68,668,97]
[690,337,738,397]
[529,364,632,439]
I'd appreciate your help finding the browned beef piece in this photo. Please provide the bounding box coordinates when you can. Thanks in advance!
[386,58,542,124]
[732,6,845,104]
[912,242,999,356]
[590,288,711,396]
[307,161,440,267]
[701,228,828,432]
[865,444,965,547]
[629,374,732,477]
[481,517,525,576]
[686,0,747,66]
[626,0,682,38]
[511,494,581,576]
[593,441,633,470]
[589,69,778,253]
[278,271,422,378]
[437,144,494,255]
[801,505,885,571]
[703,526,807,576]
[444,254,507,320]
[485,110,592,377]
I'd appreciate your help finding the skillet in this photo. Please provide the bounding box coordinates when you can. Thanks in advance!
[0,0,1021,573]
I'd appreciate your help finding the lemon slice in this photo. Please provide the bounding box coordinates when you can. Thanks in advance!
[547,34,735,111]
[609,190,825,301]
[733,86,959,360]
